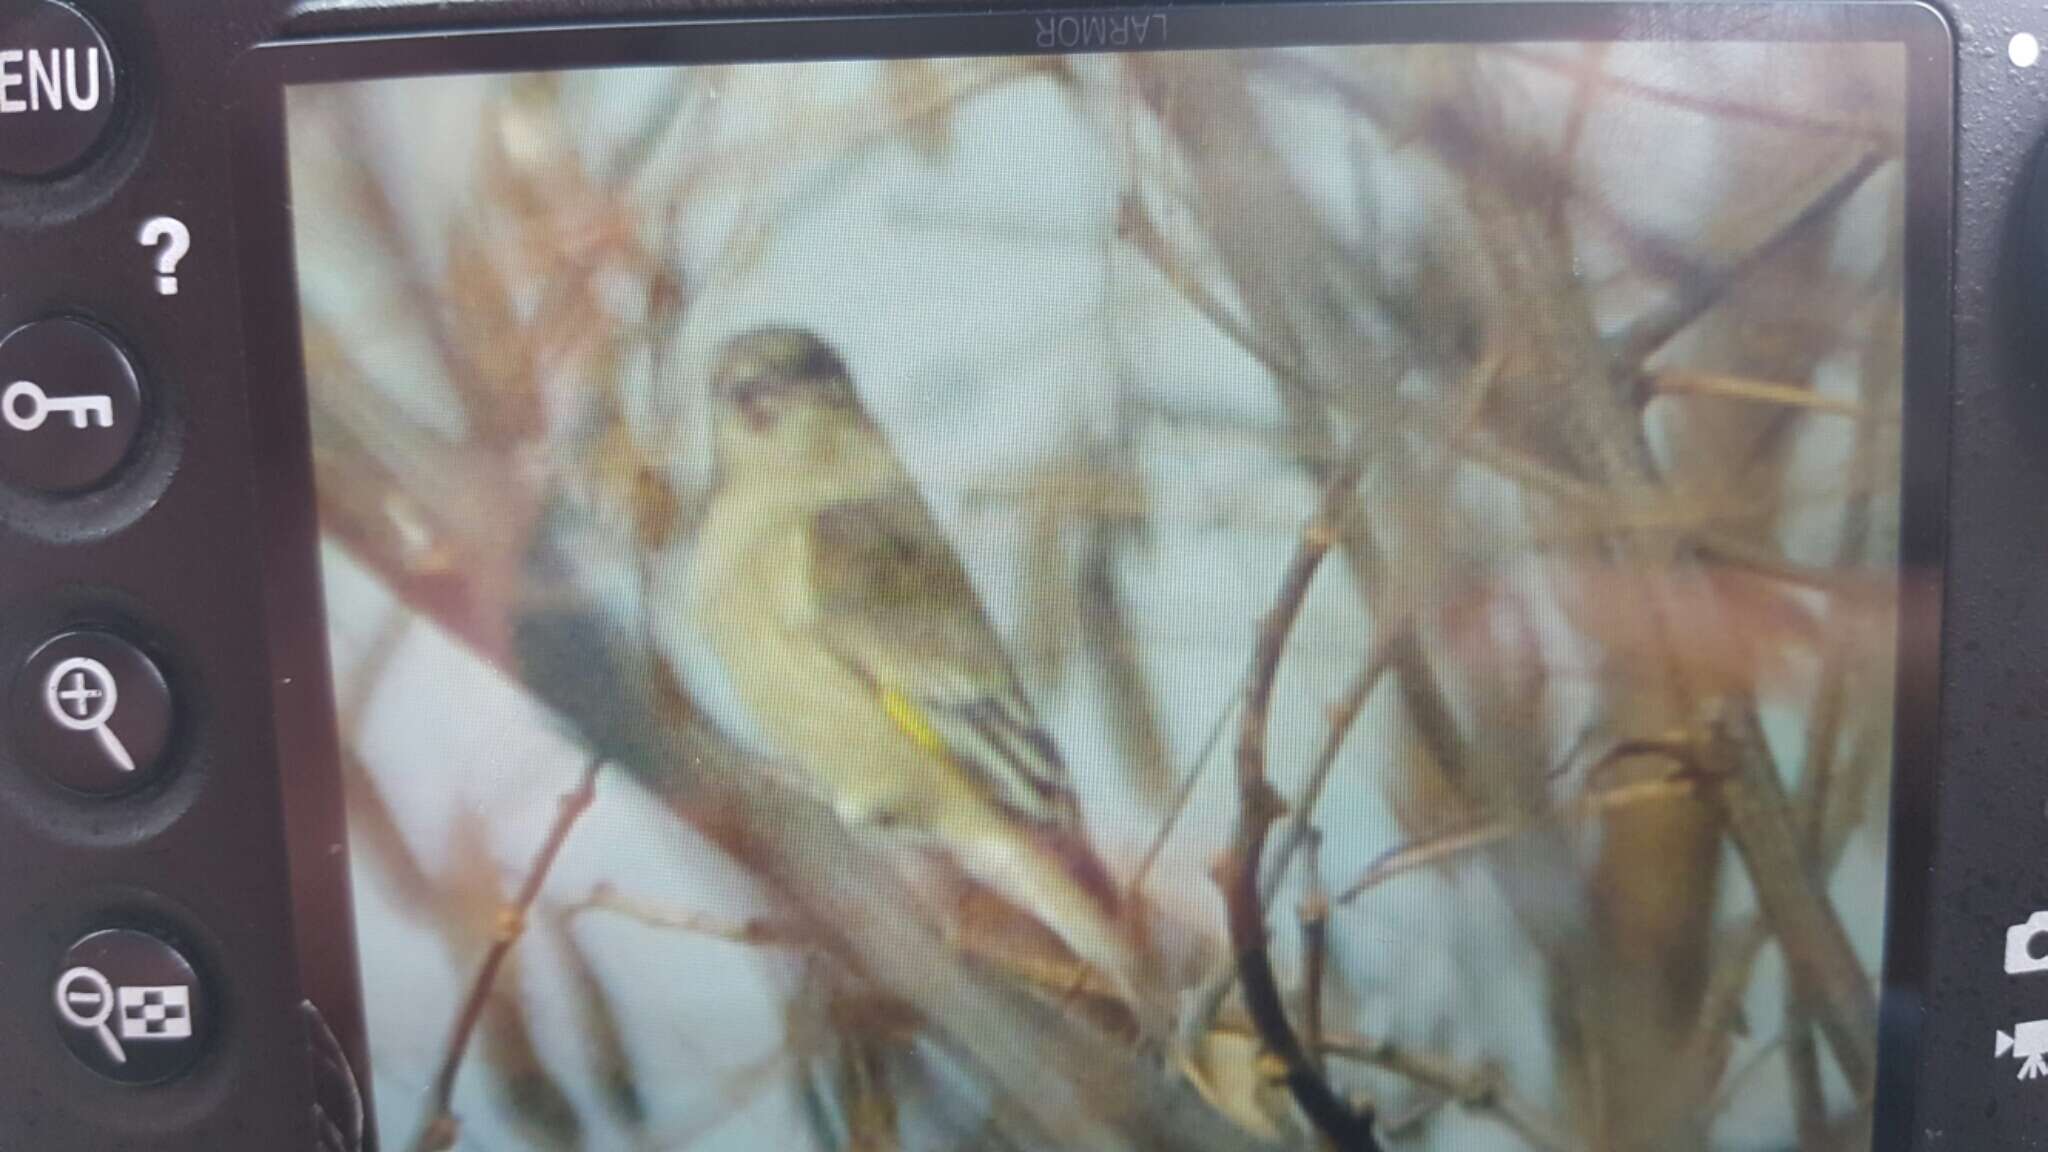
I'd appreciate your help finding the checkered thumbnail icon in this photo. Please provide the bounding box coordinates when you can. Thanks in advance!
[116,984,193,1042]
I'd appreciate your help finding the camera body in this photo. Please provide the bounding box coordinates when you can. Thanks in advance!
[0,0,2044,1149]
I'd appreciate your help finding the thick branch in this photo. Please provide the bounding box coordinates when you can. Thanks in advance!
[1299,830,1330,1073]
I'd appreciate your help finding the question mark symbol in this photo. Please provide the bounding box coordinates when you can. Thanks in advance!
[137,217,191,297]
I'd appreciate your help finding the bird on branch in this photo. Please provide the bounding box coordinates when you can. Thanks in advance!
[664,325,1161,1033]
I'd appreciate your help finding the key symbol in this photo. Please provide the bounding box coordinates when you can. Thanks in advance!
[3,380,115,432]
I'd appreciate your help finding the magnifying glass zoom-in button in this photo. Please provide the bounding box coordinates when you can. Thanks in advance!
[11,630,171,796]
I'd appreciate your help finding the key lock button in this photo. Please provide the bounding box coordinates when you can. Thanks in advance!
[0,317,144,494]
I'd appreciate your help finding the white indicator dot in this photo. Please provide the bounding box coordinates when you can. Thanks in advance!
[2012,31,2041,68]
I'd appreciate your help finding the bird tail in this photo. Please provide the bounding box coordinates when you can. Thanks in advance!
[1037,824,1124,921]
[964,825,1164,1032]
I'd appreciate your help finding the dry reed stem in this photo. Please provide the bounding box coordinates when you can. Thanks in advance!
[1648,370,1872,419]
[1701,704,1878,1089]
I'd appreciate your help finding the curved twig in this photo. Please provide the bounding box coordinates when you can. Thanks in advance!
[1224,447,1382,1151]
[407,759,605,1152]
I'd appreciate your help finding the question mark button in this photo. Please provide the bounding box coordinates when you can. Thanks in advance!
[138,217,190,297]
[0,317,143,494]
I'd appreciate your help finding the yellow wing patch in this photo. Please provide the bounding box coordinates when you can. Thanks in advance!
[879,686,953,762]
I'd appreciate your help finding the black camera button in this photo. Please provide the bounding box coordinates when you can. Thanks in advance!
[0,317,144,494]
[0,0,115,180]
[10,630,173,796]
[52,929,208,1085]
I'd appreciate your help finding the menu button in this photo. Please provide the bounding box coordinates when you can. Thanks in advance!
[0,0,114,180]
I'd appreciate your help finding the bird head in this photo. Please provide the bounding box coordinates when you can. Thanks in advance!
[707,327,878,480]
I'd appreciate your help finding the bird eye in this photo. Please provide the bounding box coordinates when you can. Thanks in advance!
[733,381,777,431]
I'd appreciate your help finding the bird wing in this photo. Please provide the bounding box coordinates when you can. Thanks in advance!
[804,492,1080,829]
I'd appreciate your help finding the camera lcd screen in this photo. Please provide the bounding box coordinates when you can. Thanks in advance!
[249,8,1949,1150]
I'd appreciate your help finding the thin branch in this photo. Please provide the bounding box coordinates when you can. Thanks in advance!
[1129,676,1245,899]
[566,882,804,950]
[407,759,606,1152]
[1223,444,1382,1151]
[1264,630,1404,902]
[1339,773,1702,904]
[1611,151,1888,369]
[1704,1031,1788,1118]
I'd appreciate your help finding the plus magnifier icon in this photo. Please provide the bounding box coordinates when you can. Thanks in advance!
[42,657,135,772]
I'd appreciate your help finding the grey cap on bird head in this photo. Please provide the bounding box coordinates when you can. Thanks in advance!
[710,326,861,410]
